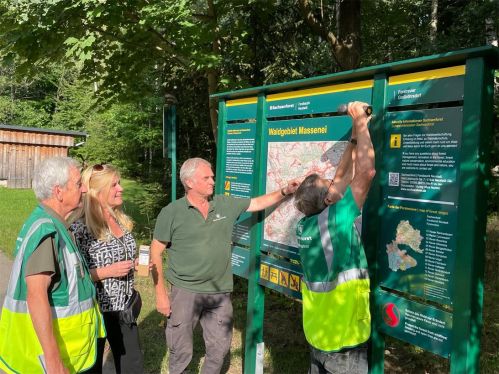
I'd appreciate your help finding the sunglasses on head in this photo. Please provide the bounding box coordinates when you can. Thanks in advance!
[92,164,104,172]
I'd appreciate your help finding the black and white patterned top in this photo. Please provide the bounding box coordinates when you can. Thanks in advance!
[70,220,136,312]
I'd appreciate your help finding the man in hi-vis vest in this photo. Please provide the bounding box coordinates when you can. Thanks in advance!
[0,157,105,374]
[294,101,375,374]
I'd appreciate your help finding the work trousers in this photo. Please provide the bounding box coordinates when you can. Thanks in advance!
[166,286,233,374]
[89,311,144,374]
[309,343,368,374]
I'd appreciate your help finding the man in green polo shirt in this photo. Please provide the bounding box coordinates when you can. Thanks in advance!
[151,157,299,374]
[294,101,375,374]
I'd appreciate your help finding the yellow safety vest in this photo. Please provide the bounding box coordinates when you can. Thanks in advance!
[0,208,105,373]
[297,188,371,352]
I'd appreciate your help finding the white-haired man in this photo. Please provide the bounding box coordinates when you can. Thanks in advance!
[151,157,299,374]
[0,156,105,374]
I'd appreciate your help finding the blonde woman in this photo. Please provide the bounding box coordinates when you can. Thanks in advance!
[70,164,144,374]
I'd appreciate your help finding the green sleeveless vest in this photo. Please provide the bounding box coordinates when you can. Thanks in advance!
[0,206,105,373]
[297,187,371,352]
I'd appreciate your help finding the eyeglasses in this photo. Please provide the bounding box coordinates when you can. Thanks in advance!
[327,178,334,193]
[324,178,334,203]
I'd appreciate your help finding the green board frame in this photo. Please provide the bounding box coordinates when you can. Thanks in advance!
[163,104,177,202]
[212,46,499,374]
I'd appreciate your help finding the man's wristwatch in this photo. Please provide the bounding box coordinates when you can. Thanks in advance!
[350,138,357,145]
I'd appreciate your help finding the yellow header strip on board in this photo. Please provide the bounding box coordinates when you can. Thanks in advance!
[389,65,465,86]
[226,97,258,107]
[266,80,374,102]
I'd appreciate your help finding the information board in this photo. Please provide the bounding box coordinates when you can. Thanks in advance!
[224,83,374,300]
[376,290,453,357]
[266,80,373,117]
[378,107,462,306]
[231,246,303,298]
[260,82,373,262]
[386,66,465,107]
[222,98,257,246]
[212,46,498,374]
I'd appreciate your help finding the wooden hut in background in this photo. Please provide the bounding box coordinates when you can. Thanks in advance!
[0,124,86,189]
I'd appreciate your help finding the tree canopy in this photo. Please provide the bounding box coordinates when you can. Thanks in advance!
[0,0,497,206]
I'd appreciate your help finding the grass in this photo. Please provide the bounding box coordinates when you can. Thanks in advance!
[0,183,498,373]
[0,186,37,256]
[133,276,309,374]
[480,213,499,374]
[0,180,162,253]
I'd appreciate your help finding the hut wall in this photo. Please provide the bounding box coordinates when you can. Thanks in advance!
[0,129,75,189]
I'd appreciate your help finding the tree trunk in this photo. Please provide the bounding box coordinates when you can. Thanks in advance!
[148,118,152,177]
[299,0,361,70]
[430,0,438,44]
[207,70,219,142]
[207,0,220,143]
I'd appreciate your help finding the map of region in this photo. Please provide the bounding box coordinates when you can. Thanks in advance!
[395,220,424,253]
[264,141,347,248]
[386,220,424,271]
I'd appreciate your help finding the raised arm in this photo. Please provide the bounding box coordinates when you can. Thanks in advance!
[150,238,171,317]
[247,179,300,212]
[349,102,376,208]
[324,127,357,205]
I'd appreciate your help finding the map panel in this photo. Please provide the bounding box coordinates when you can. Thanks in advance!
[262,140,348,257]
[260,116,352,258]
[378,200,456,306]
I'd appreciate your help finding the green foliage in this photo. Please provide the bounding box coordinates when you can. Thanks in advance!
[121,179,168,241]
[0,65,58,127]
[75,101,162,175]
[0,64,165,184]
[0,0,216,103]
[1,0,497,205]
[361,0,498,65]
[0,96,51,127]
[432,0,497,51]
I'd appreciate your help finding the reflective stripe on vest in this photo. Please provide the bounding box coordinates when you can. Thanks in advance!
[5,218,52,299]
[306,207,369,292]
[0,215,104,374]
[3,218,91,315]
[318,207,334,272]
[304,268,370,292]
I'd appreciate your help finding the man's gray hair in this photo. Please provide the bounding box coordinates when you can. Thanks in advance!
[32,156,80,201]
[179,158,212,189]
[294,174,328,216]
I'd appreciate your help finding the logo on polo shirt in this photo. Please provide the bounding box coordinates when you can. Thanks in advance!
[213,213,227,222]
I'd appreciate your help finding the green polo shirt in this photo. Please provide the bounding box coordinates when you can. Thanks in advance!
[153,195,250,293]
